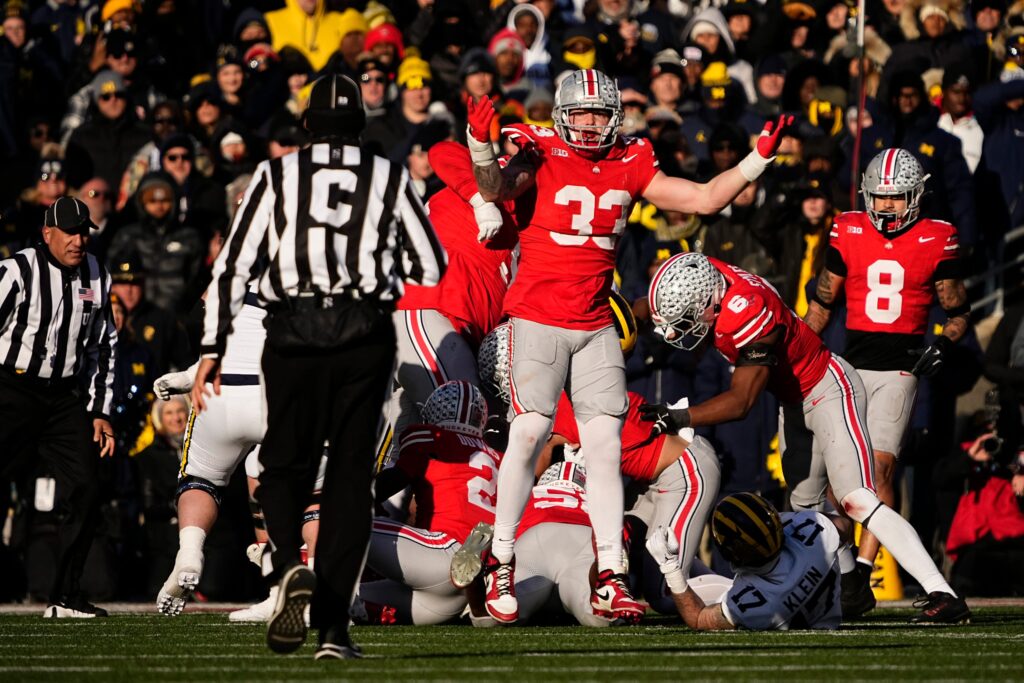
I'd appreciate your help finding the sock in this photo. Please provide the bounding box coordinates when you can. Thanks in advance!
[838,543,857,574]
[580,415,625,573]
[307,557,315,570]
[864,504,954,596]
[492,412,552,564]
[856,557,874,569]
[179,526,207,555]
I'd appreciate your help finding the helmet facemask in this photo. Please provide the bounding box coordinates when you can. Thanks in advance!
[861,148,929,234]
[649,253,726,351]
[553,69,623,153]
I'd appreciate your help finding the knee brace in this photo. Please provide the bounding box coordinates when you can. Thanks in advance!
[839,487,883,526]
[176,475,222,506]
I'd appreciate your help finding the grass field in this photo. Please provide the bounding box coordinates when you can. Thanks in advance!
[1,605,1021,681]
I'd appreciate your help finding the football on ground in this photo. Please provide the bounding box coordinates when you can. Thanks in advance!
[0,602,1020,681]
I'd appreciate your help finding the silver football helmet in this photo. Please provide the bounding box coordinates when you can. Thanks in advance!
[648,252,727,350]
[537,460,587,493]
[477,322,512,407]
[421,380,488,438]
[861,148,929,234]
[553,69,623,152]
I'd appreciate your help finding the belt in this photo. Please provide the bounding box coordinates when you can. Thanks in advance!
[266,290,370,313]
[0,366,78,390]
[219,374,260,386]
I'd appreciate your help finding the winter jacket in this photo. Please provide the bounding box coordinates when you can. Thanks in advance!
[65,109,152,190]
[264,0,360,72]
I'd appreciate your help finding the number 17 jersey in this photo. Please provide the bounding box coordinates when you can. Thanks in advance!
[501,124,659,330]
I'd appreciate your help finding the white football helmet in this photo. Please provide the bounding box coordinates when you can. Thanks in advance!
[537,460,587,493]
[421,380,488,438]
[648,252,727,350]
[553,69,623,152]
[477,322,512,407]
[861,148,929,234]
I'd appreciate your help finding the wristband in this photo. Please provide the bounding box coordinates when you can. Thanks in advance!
[664,567,687,594]
[811,291,835,311]
[469,192,487,209]
[738,149,773,182]
[467,128,497,167]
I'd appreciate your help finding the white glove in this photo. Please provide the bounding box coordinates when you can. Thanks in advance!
[153,360,200,400]
[469,192,503,243]
[646,525,686,594]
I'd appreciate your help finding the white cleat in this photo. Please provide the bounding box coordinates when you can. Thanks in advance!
[229,586,278,622]
[156,553,203,617]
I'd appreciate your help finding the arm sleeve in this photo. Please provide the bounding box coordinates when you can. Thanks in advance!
[200,161,273,357]
[83,266,117,418]
[0,261,22,334]
[824,246,847,277]
[396,168,447,287]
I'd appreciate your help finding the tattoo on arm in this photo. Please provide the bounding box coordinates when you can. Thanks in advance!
[936,279,970,343]
[804,302,830,335]
[473,161,504,202]
[815,270,838,305]
[472,152,536,202]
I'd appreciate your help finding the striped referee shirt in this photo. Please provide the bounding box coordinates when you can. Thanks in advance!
[201,142,447,357]
[0,244,117,417]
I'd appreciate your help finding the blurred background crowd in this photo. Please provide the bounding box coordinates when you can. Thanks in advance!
[1,0,1024,605]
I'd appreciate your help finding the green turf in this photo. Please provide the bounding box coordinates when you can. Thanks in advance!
[0,608,1019,681]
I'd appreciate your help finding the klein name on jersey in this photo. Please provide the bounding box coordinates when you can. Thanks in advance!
[782,564,827,613]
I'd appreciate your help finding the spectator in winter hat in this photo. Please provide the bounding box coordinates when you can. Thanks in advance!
[365,23,404,68]
[459,48,498,101]
[649,49,685,111]
[489,29,527,95]
[358,55,392,118]
[939,67,983,172]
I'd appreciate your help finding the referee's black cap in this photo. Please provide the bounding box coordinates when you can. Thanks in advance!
[44,197,94,235]
[304,74,365,138]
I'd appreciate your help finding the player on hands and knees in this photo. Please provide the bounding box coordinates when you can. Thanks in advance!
[465,69,791,624]
[803,149,969,618]
[645,253,970,624]
[648,493,845,630]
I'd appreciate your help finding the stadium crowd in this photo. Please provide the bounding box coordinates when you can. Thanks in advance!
[2,0,1024,617]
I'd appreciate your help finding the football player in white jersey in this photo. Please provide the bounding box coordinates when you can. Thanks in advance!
[648,492,845,630]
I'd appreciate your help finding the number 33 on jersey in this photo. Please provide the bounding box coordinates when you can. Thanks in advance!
[500,123,659,331]
[829,212,959,334]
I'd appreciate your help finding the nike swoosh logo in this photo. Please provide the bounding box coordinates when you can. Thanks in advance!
[623,155,637,162]
[810,396,825,406]
[918,236,935,243]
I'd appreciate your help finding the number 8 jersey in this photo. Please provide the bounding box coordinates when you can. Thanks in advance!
[829,211,959,371]
[500,123,659,330]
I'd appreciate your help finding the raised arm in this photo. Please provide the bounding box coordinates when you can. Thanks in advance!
[642,115,793,215]
[465,95,536,203]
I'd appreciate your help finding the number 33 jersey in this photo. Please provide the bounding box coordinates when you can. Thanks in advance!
[829,212,959,371]
[501,123,659,330]
[721,511,841,630]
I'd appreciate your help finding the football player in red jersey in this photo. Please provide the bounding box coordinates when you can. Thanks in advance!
[383,143,519,462]
[464,68,792,623]
[359,381,501,624]
[645,253,970,624]
[803,148,971,617]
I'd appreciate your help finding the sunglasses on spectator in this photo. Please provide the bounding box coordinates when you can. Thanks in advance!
[99,92,126,102]
[361,74,387,84]
[108,47,135,59]
[165,153,192,162]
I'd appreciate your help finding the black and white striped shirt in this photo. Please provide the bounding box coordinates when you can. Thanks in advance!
[201,142,447,357]
[0,245,117,417]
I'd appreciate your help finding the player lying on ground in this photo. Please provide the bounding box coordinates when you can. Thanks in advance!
[644,253,970,624]
[465,68,793,624]
[648,493,845,630]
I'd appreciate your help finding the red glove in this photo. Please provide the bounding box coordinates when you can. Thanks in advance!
[465,94,497,143]
[756,114,795,159]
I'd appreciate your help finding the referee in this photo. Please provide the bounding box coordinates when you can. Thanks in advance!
[0,197,117,617]
[192,75,446,660]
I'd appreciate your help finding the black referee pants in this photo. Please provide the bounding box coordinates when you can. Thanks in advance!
[257,315,395,636]
[0,370,100,603]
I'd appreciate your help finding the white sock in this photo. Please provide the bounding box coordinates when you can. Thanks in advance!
[179,526,207,556]
[838,543,857,574]
[307,557,315,570]
[492,412,552,564]
[856,557,874,569]
[580,415,625,573]
[864,505,954,596]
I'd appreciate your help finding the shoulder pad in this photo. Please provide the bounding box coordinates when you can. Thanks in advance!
[717,292,775,349]
[501,123,559,148]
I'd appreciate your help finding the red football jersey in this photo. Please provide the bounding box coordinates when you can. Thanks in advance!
[830,212,957,335]
[517,481,591,538]
[397,143,518,347]
[396,425,501,542]
[708,258,832,404]
[500,123,659,330]
[551,391,663,482]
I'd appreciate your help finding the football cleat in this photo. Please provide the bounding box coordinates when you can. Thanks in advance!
[266,564,316,654]
[482,553,518,623]
[156,552,203,617]
[43,597,108,618]
[314,627,363,660]
[840,563,876,619]
[450,521,494,589]
[591,569,645,624]
[909,592,971,625]
[229,586,278,622]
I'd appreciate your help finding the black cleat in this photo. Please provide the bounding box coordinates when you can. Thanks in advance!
[43,596,109,618]
[909,592,971,625]
[314,627,363,660]
[267,565,316,654]
[841,563,876,619]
